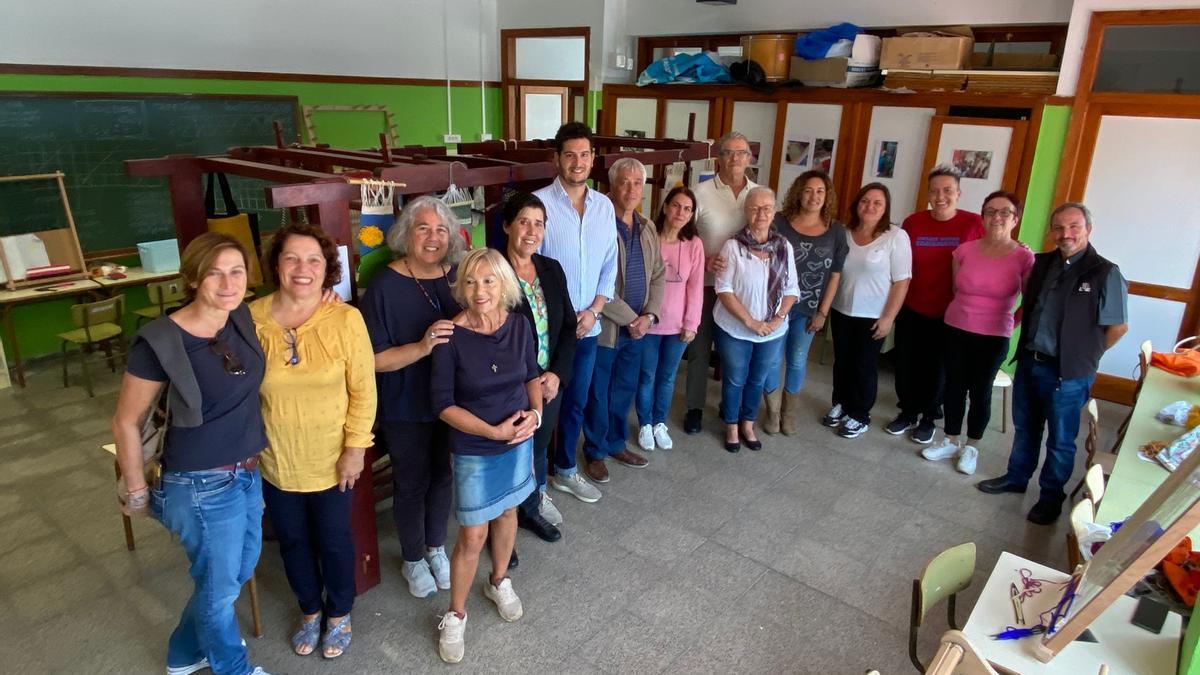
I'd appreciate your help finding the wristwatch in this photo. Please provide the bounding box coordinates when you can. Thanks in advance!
[590,308,602,320]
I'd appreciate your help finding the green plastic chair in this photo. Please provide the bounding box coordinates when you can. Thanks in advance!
[909,542,976,673]
[133,277,186,326]
[57,294,127,397]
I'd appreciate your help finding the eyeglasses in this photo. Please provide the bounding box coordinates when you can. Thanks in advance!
[208,338,247,376]
[283,328,300,366]
[983,208,1017,219]
[720,149,752,158]
[748,205,775,215]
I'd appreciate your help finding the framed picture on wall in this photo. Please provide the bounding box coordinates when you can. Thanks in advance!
[918,116,1028,215]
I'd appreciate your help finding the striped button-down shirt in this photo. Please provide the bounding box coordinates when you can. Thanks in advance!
[534,178,618,339]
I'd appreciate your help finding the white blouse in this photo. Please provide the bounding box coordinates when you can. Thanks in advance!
[713,237,799,343]
[832,226,912,319]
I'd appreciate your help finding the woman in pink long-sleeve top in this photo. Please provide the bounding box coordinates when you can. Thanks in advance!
[635,186,705,452]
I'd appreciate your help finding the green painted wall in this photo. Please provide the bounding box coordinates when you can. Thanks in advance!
[1,72,501,365]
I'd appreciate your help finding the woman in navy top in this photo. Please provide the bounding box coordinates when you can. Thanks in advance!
[429,248,541,664]
[360,195,466,600]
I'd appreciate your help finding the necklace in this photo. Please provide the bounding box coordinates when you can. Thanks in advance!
[404,259,446,312]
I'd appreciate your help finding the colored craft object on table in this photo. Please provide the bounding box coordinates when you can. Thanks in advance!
[358,179,394,256]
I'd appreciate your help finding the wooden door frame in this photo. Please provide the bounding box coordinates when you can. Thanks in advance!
[517,85,569,141]
[915,116,1029,216]
[501,26,590,140]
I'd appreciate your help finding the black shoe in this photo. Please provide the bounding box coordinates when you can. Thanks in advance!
[885,415,917,435]
[508,547,519,569]
[910,419,936,444]
[742,433,762,451]
[724,438,741,453]
[684,409,703,435]
[517,510,562,543]
[976,476,1028,495]
[1027,498,1064,525]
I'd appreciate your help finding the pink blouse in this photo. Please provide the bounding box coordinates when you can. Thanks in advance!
[944,240,1035,337]
[650,237,705,335]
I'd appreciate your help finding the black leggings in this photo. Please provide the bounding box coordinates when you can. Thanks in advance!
[831,309,885,424]
[942,325,1009,440]
[381,420,453,562]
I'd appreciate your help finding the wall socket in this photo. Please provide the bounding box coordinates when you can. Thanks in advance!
[479,133,493,141]
[443,133,462,143]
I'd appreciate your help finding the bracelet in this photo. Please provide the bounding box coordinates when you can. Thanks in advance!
[125,486,149,508]
[530,409,543,429]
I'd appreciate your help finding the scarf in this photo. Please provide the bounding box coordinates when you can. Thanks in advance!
[733,226,790,321]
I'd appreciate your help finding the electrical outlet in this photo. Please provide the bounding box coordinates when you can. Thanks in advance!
[443,133,462,144]
[615,54,626,68]
[626,59,634,71]
[479,133,493,141]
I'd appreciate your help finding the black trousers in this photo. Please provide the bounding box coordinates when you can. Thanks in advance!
[263,481,356,618]
[381,420,453,562]
[942,325,1010,440]
[894,306,947,422]
[831,309,885,424]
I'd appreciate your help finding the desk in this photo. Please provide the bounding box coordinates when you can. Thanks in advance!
[0,279,102,387]
[1096,368,1200,544]
[92,266,180,290]
[962,551,1181,674]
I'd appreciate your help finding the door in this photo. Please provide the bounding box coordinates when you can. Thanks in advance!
[917,116,1028,215]
[519,86,569,141]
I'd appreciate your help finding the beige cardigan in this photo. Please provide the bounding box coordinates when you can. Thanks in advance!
[599,211,666,348]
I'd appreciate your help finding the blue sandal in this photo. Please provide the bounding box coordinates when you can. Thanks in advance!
[322,615,352,659]
[291,615,321,656]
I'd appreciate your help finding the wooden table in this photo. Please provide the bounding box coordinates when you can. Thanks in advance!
[1096,367,1200,544]
[92,266,181,291]
[0,278,102,387]
[962,551,1182,674]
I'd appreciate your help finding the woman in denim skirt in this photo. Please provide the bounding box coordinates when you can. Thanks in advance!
[112,233,271,675]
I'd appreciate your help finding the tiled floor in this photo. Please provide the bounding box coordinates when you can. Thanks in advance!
[0,354,1123,674]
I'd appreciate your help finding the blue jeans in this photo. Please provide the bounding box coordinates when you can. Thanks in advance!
[1003,356,1095,502]
[584,333,645,460]
[714,326,785,424]
[555,336,598,476]
[153,466,263,675]
[636,333,690,426]
[764,311,817,394]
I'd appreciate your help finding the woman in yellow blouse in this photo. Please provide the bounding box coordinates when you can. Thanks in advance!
[249,223,376,660]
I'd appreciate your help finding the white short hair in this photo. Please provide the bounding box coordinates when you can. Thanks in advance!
[608,157,647,186]
[387,195,466,264]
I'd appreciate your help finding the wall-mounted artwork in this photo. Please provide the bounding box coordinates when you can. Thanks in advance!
[812,138,835,173]
[876,140,899,178]
[785,139,812,167]
[952,149,993,179]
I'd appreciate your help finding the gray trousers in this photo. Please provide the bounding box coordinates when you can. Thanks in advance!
[685,287,718,411]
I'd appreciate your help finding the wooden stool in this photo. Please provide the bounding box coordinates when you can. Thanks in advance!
[102,443,264,638]
[993,370,1012,433]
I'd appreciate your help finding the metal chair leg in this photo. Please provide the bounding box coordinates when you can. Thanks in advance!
[79,347,94,398]
[61,341,69,387]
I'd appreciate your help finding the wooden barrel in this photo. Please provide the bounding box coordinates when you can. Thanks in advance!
[740,33,795,81]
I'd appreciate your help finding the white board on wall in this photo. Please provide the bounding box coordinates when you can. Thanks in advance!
[776,103,842,207]
[523,93,565,141]
[613,97,659,215]
[931,123,1014,216]
[731,101,777,194]
[861,106,936,219]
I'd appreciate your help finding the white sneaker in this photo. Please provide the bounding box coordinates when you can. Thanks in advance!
[425,546,451,590]
[921,438,961,462]
[956,445,979,475]
[821,404,845,428]
[166,659,209,675]
[550,472,601,503]
[437,611,466,664]
[248,669,272,675]
[483,577,524,622]
[402,559,437,598]
[539,491,563,526]
[637,424,654,451]
[652,423,674,450]
[836,417,867,438]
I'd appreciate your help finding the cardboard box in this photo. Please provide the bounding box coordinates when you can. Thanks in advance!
[790,35,881,88]
[970,51,1058,70]
[880,26,974,71]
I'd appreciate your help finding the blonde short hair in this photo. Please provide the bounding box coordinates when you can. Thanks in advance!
[452,248,522,311]
[179,232,248,302]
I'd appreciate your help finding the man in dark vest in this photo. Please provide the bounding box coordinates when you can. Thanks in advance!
[977,202,1128,525]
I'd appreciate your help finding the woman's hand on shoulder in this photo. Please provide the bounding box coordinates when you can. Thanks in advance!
[320,288,344,305]
[421,319,455,355]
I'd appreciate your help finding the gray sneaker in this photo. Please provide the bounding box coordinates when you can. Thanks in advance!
[483,578,523,622]
[402,559,437,598]
[550,472,601,503]
[425,546,451,590]
[539,491,563,526]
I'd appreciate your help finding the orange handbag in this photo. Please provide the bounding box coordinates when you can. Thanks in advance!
[1151,337,1200,377]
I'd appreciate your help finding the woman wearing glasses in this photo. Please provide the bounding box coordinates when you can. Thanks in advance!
[713,186,799,453]
[360,196,466,599]
[635,186,704,451]
[113,233,272,675]
[919,191,1033,474]
[761,170,848,435]
[249,223,376,659]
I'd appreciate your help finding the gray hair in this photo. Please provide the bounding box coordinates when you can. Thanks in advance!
[717,131,750,152]
[928,163,961,185]
[452,248,522,311]
[745,185,775,204]
[387,195,467,264]
[608,157,647,186]
[1051,202,1094,229]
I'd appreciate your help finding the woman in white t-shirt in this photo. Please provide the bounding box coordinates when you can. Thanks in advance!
[824,183,911,439]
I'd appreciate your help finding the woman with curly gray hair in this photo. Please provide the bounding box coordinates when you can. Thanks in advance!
[359,195,466,599]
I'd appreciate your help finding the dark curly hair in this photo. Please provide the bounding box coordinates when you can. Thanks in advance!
[780,170,836,223]
[553,121,594,153]
[264,223,342,290]
[847,183,893,240]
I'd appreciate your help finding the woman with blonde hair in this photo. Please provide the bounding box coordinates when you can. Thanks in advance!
[430,248,541,664]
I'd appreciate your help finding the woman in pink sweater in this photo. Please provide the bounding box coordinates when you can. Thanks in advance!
[921,190,1034,474]
[635,186,705,451]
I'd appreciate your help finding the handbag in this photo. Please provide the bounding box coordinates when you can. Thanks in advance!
[1151,337,1200,377]
[205,172,263,286]
[116,388,171,500]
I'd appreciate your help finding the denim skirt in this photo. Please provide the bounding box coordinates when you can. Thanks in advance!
[452,438,535,526]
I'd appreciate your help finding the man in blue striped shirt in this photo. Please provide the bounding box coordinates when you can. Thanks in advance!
[535,122,617,505]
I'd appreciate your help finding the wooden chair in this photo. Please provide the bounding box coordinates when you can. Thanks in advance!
[57,294,126,397]
[923,630,999,674]
[101,442,264,638]
[910,542,977,673]
[1084,463,1106,506]
[992,370,1012,433]
[1071,399,1117,500]
[133,278,185,326]
[1113,340,1153,448]
[1066,497,1096,571]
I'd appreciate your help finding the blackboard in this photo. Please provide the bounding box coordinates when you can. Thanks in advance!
[0,93,300,252]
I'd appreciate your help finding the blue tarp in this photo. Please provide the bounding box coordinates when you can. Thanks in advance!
[794,22,863,60]
[637,51,732,86]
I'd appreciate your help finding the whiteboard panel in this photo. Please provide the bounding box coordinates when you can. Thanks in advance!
[862,106,936,219]
[731,101,777,193]
[1084,115,1200,289]
[933,123,1012,216]
[523,93,564,141]
[1099,294,1184,378]
[776,103,842,208]
[514,37,586,81]
[614,97,658,215]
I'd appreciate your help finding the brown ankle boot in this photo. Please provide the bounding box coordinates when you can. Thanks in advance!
[761,388,782,434]
[781,391,801,435]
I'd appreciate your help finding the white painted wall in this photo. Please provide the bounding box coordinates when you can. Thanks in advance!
[1057,0,1200,95]
[498,0,607,87]
[1,0,500,81]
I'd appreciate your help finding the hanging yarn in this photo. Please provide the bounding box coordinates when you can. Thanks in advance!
[358,180,394,256]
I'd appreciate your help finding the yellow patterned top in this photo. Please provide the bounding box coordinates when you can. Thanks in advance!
[250,295,377,492]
